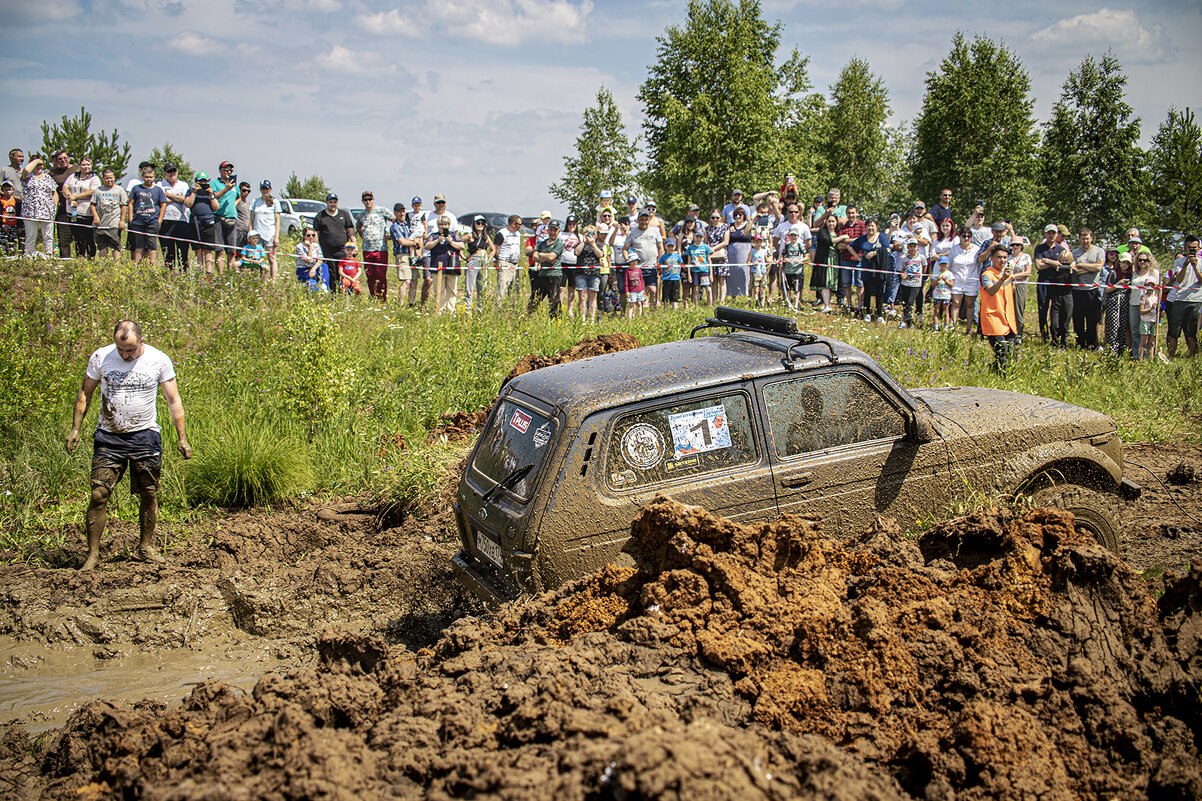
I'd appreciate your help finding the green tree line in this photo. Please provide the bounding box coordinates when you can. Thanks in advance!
[552,0,1200,250]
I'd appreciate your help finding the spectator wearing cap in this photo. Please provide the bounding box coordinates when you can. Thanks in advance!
[624,196,640,224]
[155,163,190,271]
[534,210,552,240]
[211,161,241,270]
[423,214,466,314]
[596,189,615,220]
[183,172,217,272]
[389,203,418,306]
[974,222,1011,273]
[313,192,356,291]
[1006,235,1033,342]
[722,189,753,225]
[527,218,565,318]
[1069,228,1105,349]
[355,190,395,301]
[48,149,79,259]
[560,214,582,315]
[250,180,282,279]
[1118,228,1151,260]
[463,214,495,312]
[492,215,524,308]
[622,208,666,309]
[1166,234,1201,358]
[1033,224,1063,340]
[420,194,456,308]
[63,157,101,260]
[671,204,707,242]
[644,199,667,240]
[810,188,847,231]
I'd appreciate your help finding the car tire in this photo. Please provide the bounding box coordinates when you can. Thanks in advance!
[287,225,297,236]
[1032,484,1122,556]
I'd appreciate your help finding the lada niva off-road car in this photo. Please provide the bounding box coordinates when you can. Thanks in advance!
[452,307,1140,604]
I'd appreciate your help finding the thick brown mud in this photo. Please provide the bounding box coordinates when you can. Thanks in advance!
[4,493,1200,801]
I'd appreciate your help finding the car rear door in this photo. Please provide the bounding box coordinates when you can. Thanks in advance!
[755,368,950,537]
[545,384,777,573]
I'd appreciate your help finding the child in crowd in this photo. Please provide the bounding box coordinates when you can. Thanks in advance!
[897,238,924,328]
[687,229,713,306]
[239,230,266,272]
[339,242,363,295]
[659,238,683,310]
[780,227,807,303]
[750,233,769,306]
[0,180,17,253]
[624,254,646,318]
[931,252,953,330]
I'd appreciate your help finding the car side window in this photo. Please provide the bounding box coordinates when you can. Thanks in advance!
[763,372,907,458]
[606,393,756,490]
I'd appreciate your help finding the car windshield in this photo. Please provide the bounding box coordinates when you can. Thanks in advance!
[472,400,556,501]
[290,200,325,213]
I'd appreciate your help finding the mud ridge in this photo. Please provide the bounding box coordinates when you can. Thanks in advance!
[5,498,1199,800]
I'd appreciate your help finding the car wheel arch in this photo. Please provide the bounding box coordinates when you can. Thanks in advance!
[1001,442,1123,502]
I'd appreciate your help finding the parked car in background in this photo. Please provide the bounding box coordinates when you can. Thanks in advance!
[459,212,533,237]
[280,198,326,234]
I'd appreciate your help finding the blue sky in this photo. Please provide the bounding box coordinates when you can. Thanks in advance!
[2,0,1198,217]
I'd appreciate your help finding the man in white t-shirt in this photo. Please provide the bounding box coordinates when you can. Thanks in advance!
[622,209,664,308]
[492,214,524,307]
[157,163,191,272]
[66,320,191,571]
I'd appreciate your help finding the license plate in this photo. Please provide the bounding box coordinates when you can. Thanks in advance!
[475,529,503,568]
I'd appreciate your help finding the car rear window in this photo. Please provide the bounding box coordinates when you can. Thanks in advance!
[606,393,756,490]
[763,372,907,458]
[471,400,556,501]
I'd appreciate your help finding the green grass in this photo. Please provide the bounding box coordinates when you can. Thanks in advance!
[0,253,1197,558]
[184,419,313,508]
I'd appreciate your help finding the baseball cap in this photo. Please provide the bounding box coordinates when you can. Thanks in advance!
[665,237,676,246]
[626,196,638,204]
[164,163,178,172]
[325,192,338,201]
[548,219,561,229]
[473,214,485,222]
[0,180,11,188]
[906,237,918,245]
[688,203,700,212]
[393,203,406,212]
[646,199,657,207]
[1129,235,1143,243]
[411,196,422,204]
[1118,251,1133,263]
[732,189,744,196]
[344,241,357,249]
[991,221,1007,233]
[361,190,373,199]
[638,208,651,217]
[752,232,764,240]
[219,161,234,169]
[600,189,613,199]
[261,179,272,190]
[1043,224,1058,233]
[1057,224,1070,236]
[596,222,610,234]
[788,227,801,236]
[913,200,926,209]
[566,214,577,223]
[540,210,551,219]
[246,230,260,238]
[693,229,704,237]
[196,171,209,181]
[433,193,446,202]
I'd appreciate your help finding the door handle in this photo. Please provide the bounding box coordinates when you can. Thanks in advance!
[781,471,814,488]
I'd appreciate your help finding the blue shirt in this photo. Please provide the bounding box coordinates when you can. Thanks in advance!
[389,220,411,256]
[659,253,682,280]
[852,233,890,273]
[685,243,712,272]
[129,184,167,223]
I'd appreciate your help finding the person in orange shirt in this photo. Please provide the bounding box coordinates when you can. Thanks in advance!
[980,243,1019,371]
[339,242,363,295]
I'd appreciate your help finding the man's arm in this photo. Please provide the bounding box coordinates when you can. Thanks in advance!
[156,202,167,226]
[160,378,191,459]
[66,376,99,452]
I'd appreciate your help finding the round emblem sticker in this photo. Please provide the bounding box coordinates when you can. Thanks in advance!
[621,424,665,470]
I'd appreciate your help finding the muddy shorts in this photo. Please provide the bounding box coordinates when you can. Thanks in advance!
[91,428,162,494]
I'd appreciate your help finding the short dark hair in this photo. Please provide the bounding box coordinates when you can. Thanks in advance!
[846,203,858,211]
[101,167,115,177]
[1079,227,1093,237]
[9,148,22,158]
[138,161,154,171]
[52,149,68,160]
[508,214,522,225]
[239,182,251,190]
[1185,234,1200,246]
[113,320,142,341]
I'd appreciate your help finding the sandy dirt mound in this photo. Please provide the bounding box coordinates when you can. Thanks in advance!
[425,409,490,445]
[6,498,1199,800]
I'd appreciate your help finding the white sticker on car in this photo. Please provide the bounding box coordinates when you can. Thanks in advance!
[532,422,551,449]
[621,423,665,469]
[509,408,532,434]
[668,405,731,459]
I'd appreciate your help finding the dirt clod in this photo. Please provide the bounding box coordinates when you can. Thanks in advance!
[7,497,1199,800]
[501,332,641,388]
[1167,461,1196,486]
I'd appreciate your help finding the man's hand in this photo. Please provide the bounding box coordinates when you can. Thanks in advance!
[178,439,192,459]
[66,428,80,453]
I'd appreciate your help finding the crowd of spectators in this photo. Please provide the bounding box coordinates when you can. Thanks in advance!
[2,148,1198,364]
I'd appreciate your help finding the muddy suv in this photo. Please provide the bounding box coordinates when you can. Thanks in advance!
[451,308,1140,604]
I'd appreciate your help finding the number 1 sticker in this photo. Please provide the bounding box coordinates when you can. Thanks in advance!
[668,405,731,459]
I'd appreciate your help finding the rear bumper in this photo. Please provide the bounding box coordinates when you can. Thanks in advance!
[451,551,514,607]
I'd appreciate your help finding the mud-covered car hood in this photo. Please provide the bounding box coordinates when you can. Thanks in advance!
[912,386,1115,444]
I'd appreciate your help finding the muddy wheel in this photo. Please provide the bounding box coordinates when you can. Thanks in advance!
[1032,484,1122,556]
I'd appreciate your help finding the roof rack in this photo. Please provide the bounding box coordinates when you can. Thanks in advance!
[690,306,837,369]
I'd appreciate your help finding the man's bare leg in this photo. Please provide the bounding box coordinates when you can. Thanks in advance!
[137,487,164,563]
[82,483,110,571]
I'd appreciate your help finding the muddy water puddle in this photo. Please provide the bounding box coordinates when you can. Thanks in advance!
[0,636,306,732]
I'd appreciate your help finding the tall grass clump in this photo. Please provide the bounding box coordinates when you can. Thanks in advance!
[185,420,313,508]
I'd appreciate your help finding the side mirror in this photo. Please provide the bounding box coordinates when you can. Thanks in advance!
[910,411,937,443]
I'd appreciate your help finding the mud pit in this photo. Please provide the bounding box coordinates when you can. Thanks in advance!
[4,494,1200,800]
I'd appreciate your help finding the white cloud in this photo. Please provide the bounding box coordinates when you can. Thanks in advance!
[315,44,396,76]
[166,30,228,56]
[1029,8,1174,61]
[355,0,594,45]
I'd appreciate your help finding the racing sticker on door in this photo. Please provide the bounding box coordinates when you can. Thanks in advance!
[509,408,532,433]
[668,405,730,459]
